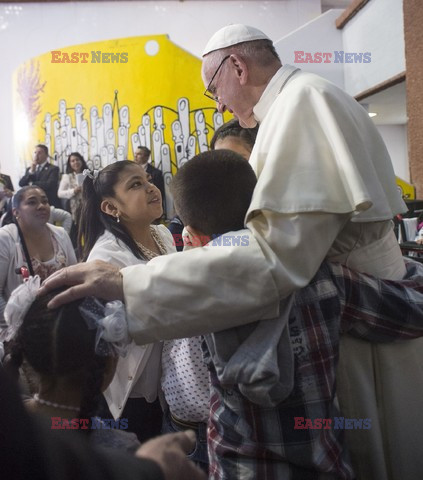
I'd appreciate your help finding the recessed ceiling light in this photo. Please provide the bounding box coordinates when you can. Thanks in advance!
[368,112,377,117]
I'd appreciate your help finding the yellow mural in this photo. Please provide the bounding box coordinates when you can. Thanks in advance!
[13,35,227,218]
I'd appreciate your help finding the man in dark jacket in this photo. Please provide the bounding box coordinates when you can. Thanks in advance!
[19,144,61,208]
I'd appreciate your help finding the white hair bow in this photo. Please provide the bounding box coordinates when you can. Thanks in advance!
[79,297,130,357]
[82,169,99,180]
[0,275,41,342]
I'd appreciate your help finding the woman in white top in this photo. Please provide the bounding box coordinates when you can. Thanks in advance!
[58,152,88,219]
[0,185,76,330]
[58,152,88,252]
[79,160,174,442]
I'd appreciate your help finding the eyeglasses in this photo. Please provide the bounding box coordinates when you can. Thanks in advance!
[203,55,230,102]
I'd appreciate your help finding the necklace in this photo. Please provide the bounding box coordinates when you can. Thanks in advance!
[135,226,167,260]
[33,394,80,413]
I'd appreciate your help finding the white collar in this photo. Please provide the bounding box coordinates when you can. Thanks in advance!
[253,65,301,123]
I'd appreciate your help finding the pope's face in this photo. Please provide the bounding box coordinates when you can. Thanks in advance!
[202,56,257,128]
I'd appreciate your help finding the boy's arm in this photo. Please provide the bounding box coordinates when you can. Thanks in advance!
[333,261,423,342]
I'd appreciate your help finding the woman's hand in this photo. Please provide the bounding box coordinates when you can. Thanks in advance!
[38,260,124,309]
[74,186,82,194]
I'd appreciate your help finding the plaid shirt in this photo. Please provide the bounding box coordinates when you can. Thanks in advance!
[205,260,423,480]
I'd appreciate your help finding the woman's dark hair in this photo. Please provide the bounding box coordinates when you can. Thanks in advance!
[1,186,47,226]
[66,152,88,174]
[78,160,146,261]
[210,118,259,151]
[4,291,108,433]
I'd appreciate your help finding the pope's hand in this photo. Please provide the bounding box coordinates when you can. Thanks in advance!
[38,260,123,309]
[136,431,207,480]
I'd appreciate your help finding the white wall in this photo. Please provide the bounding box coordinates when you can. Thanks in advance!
[275,9,345,89]
[378,124,409,182]
[0,0,321,183]
[342,0,405,97]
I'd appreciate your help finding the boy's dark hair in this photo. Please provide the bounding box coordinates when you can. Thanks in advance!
[210,118,259,152]
[4,291,107,433]
[171,150,257,236]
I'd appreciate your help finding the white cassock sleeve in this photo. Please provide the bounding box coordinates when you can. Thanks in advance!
[122,211,349,345]
[122,230,281,344]
[246,210,351,298]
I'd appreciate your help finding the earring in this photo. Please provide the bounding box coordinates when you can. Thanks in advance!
[116,212,120,223]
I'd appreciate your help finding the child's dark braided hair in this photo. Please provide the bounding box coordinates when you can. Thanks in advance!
[4,290,108,434]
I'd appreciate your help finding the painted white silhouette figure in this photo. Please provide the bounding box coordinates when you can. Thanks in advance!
[177,98,190,152]
[43,95,225,218]
[103,103,113,133]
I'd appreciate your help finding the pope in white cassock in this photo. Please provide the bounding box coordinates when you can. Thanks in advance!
[42,24,422,480]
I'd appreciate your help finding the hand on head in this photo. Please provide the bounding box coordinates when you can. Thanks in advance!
[136,430,207,480]
[38,260,123,309]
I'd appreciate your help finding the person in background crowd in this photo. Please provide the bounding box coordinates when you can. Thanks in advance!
[0,172,14,218]
[0,172,14,192]
[210,118,258,160]
[19,145,61,208]
[58,152,88,249]
[0,186,76,328]
[414,212,423,245]
[1,202,71,234]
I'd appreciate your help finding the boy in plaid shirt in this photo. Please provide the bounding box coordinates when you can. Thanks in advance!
[171,150,423,480]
